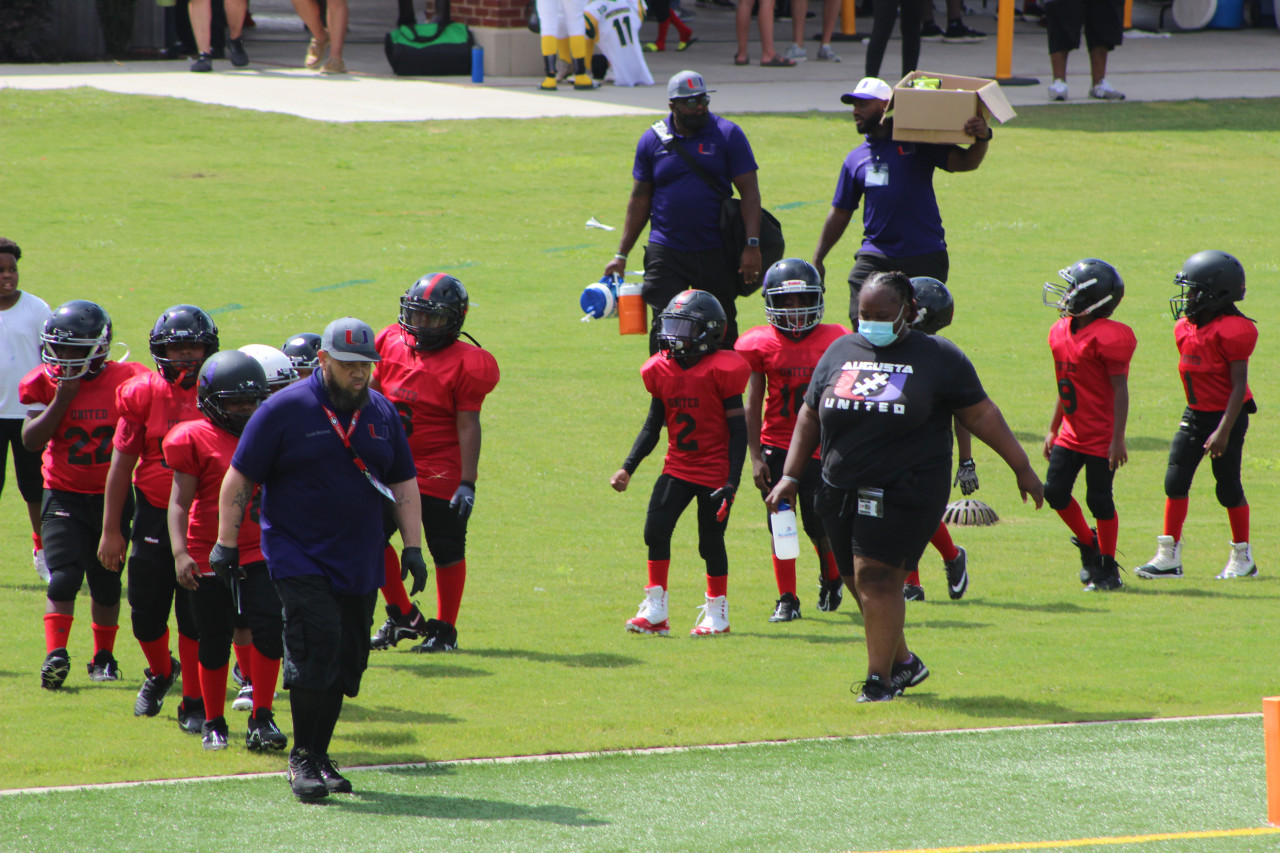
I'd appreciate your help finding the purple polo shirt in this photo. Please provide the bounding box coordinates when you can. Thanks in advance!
[832,135,956,258]
[633,113,758,253]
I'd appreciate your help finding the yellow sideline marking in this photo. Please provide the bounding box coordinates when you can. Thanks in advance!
[854,826,1280,853]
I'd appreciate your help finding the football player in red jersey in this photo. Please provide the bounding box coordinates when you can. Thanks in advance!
[20,300,149,690]
[735,259,848,622]
[97,305,218,722]
[369,274,500,653]
[165,351,286,752]
[1137,251,1257,580]
[1040,259,1137,591]
[611,289,751,637]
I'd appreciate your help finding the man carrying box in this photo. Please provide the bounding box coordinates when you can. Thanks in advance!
[811,76,991,326]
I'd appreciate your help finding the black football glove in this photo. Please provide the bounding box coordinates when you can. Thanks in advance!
[710,484,736,523]
[208,542,245,589]
[401,546,429,597]
[450,481,476,521]
[954,459,980,496]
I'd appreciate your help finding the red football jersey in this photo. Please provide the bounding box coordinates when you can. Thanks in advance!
[640,349,751,488]
[1175,315,1256,412]
[114,371,200,508]
[735,323,848,454]
[19,360,149,494]
[1049,317,1137,457]
[374,325,501,500]
[163,418,263,574]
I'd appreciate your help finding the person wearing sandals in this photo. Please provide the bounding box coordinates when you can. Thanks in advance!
[734,0,795,66]
[291,0,348,73]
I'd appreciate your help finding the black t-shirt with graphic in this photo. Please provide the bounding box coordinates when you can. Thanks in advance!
[804,330,986,490]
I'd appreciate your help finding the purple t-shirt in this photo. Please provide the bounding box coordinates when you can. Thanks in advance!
[832,135,956,259]
[231,370,416,596]
[633,113,758,253]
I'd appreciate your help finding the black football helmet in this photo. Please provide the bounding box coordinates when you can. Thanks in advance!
[1171,250,1246,322]
[149,304,218,387]
[400,273,469,352]
[762,258,825,337]
[196,351,270,436]
[1042,258,1124,318]
[657,289,726,362]
[910,277,954,335]
[41,300,113,381]
[281,332,321,371]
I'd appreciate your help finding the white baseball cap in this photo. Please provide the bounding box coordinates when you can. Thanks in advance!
[840,77,893,104]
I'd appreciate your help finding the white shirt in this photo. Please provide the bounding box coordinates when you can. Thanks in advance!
[585,0,653,87]
[0,292,51,418]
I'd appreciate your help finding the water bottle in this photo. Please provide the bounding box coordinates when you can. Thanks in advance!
[580,275,620,319]
[471,46,485,83]
[771,500,800,559]
[617,282,647,335]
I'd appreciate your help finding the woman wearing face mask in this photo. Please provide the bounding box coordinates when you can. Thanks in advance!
[764,271,1043,702]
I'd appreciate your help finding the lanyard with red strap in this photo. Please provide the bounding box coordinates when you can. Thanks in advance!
[321,404,396,502]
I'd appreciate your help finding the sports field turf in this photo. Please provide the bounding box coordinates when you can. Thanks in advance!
[0,89,1278,849]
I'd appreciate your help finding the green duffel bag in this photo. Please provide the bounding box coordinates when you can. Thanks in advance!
[384,22,474,76]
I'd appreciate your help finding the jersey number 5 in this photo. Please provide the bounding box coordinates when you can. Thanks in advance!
[65,425,114,466]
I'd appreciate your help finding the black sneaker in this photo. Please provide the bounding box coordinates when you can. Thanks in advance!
[135,657,180,717]
[944,546,969,600]
[246,708,288,751]
[288,747,330,801]
[817,577,843,612]
[920,21,945,40]
[202,715,230,751]
[190,52,213,72]
[227,37,249,67]
[903,583,925,602]
[1071,529,1100,585]
[854,673,896,702]
[314,754,354,793]
[41,648,70,690]
[176,697,207,735]
[942,20,986,42]
[1085,555,1124,592]
[370,602,430,650]
[890,653,930,694]
[88,650,122,682]
[769,592,802,622]
[410,618,458,653]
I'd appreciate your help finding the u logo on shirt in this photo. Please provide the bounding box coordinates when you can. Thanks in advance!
[367,423,390,440]
[697,143,717,155]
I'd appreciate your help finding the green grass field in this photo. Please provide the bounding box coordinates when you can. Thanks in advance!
[1,90,1278,850]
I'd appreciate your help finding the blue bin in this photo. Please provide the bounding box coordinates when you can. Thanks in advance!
[1209,0,1244,28]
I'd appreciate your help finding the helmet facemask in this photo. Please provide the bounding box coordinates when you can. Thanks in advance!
[765,281,824,337]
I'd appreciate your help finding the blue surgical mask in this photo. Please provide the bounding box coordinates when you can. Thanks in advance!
[859,306,904,347]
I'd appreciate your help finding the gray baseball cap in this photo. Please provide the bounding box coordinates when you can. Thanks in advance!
[320,317,380,363]
[667,70,714,100]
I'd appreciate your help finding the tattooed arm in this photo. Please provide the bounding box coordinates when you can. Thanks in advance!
[216,465,257,548]
[388,479,422,550]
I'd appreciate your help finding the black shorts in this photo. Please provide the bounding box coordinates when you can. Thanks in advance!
[382,493,469,567]
[42,488,132,605]
[192,561,283,668]
[1164,405,1251,506]
[761,444,826,545]
[642,242,741,351]
[1044,0,1124,54]
[127,491,196,641]
[1043,444,1116,519]
[816,471,948,576]
[847,250,949,324]
[276,575,377,697]
[0,418,44,504]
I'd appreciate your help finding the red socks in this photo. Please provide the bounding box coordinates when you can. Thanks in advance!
[706,573,727,599]
[647,559,670,590]
[772,556,797,596]
[1096,515,1119,558]
[249,646,280,714]
[930,523,960,562]
[1163,497,1188,540]
[32,531,43,550]
[671,12,692,41]
[233,641,252,685]
[437,560,466,627]
[904,569,921,586]
[821,551,840,582]
[139,630,173,678]
[91,623,119,657]
[179,633,201,703]
[200,663,229,721]
[380,545,413,613]
[1055,498,1095,543]
[44,613,73,653]
[1227,503,1250,542]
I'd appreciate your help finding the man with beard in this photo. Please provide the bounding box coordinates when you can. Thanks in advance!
[603,70,764,351]
[213,317,423,802]
[810,77,993,326]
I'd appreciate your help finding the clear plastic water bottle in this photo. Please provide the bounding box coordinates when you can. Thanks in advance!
[771,500,800,559]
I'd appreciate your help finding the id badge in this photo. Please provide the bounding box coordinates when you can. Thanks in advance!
[865,163,889,187]
[857,487,884,518]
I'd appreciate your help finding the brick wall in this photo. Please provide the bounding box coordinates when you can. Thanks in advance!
[429,0,529,29]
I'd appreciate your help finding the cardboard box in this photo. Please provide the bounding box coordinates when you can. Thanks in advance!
[888,71,1016,145]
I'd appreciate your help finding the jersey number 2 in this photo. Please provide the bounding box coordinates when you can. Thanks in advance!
[65,426,113,466]
[673,412,698,451]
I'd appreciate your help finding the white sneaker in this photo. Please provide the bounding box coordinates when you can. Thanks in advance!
[691,594,730,636]
[1135,535,1183,579]
[33,548,50,583]
[1089,79,1125,100]
[1048,78,1068,101]
[1216,542,1257,579]
[816,44,841,62]
[783,44,807,62]
[231,682,254,711]
[626,585,669,635]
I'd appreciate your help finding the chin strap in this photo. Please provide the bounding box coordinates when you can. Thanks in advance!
[460,331,482,348]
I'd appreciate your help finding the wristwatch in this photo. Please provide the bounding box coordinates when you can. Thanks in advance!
[746,237,760,247]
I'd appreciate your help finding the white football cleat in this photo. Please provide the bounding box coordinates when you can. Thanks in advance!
[690,594,730,636]
[1216,541,1257,579]
[1135,535,1183,579]
[626,585,669,635]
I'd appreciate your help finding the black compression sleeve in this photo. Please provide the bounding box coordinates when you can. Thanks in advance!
[623,397,666,474]
[724,397,747,490]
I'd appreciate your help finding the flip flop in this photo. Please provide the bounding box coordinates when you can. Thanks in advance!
[733,55,750,65]
[760,55,796,67]
[677,36,699,51]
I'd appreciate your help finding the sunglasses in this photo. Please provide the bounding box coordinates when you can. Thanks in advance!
[673,94,710,107]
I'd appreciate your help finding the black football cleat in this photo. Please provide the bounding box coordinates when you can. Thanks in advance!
[135,657,180,717]
[314,754,354,793]
[246,708,288,751]
[288,748,330,802]
[41,648,70,690]
[409,618,458,653]
[768,592,801,622]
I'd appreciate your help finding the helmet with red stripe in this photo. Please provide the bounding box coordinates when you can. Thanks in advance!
[399,273,469,352]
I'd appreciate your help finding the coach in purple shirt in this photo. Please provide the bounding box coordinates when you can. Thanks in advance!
[812,77,993,325]
[604,70,763,351]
